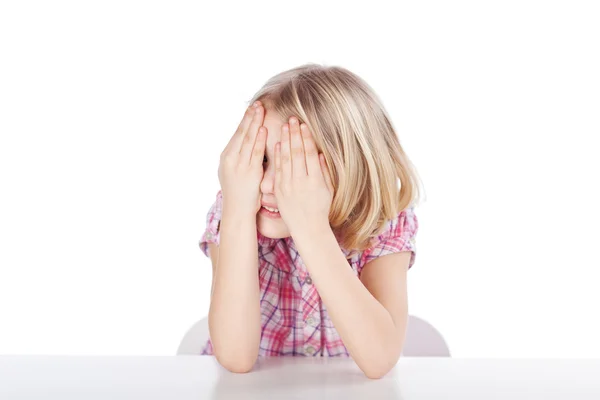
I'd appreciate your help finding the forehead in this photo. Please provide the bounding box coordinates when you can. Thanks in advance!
[263,108,286,144]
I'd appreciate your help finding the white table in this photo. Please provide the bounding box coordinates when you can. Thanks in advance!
[1,356,599,399]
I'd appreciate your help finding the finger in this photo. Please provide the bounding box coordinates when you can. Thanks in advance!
[224,102,260,154]
[274,141,282,192]
[280,123,292,179]
[289,117,307,177]
[250,127,268,167]
[301,123,321,177]
[320,154,335,195]
[238,105,264,160]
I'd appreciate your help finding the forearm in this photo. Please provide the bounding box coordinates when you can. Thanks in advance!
[209,206,261,371]
[293,224,406,378]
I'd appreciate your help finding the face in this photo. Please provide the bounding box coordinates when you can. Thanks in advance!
[257,106,291,239]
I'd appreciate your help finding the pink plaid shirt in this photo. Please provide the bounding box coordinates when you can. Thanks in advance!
[199,190,418,357]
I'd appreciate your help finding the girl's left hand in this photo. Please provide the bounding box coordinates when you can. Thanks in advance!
[274,117,335,237]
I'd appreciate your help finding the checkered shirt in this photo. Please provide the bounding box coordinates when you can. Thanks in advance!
[198,190,418,356]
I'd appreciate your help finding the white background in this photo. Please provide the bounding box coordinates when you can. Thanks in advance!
[1,0,599,358]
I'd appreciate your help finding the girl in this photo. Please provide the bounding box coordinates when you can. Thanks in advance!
[199,64,422,379]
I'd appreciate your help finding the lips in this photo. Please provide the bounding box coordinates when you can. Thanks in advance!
[261,204,279,213]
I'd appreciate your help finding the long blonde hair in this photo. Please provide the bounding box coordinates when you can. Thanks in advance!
[249,63,424,252]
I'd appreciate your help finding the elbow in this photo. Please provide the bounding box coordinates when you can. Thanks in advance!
[361,362,395,380]
[358,345,403,379]
[215,351,258,374]
[208,318,261,373]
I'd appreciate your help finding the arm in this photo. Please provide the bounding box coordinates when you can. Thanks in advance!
[207,100,268,373]
[293,225,410,379]
[207,208,261,373]
[207,243,218,298]
[272,117,411,378]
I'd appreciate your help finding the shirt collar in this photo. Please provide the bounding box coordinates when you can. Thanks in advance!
[256,229,358,260]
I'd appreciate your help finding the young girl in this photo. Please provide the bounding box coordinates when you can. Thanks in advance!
[199,64,422,379]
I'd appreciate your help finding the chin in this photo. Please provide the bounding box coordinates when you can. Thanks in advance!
[256,214,291,239]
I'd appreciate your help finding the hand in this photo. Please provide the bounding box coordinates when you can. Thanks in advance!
[218,101,267,216]
[274,116,334,236]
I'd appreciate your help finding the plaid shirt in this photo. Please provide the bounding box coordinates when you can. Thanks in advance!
[199,190,418,357]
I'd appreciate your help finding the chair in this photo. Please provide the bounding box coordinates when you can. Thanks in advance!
[177,315,450,357]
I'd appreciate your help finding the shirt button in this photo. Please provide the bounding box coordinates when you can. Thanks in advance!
[304,276,312,285]
[305,346,316,356]
[306,316,318,327]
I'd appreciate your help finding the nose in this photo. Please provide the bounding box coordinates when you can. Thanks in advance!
[260,161,275,195]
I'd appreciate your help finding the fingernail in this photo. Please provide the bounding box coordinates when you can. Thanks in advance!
[253,101,259,108]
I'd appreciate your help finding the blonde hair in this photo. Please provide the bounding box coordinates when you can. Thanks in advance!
[249,63,424,252]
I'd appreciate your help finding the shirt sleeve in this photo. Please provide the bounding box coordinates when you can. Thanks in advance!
[359,207,419,274]
[198,190,223,259]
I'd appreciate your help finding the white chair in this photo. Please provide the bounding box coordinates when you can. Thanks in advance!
[177,315,450,357]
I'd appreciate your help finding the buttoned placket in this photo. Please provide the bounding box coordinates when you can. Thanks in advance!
[301,271,321,356]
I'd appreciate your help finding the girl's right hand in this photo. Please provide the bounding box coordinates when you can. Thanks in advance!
[218,101,267,217]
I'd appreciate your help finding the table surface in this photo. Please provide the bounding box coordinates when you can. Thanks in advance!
[1,356,600,399]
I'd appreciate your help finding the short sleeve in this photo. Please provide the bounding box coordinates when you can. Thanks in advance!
[198,190,223,259]
[359,207,419,273]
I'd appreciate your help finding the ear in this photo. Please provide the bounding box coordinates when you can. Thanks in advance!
[319,154,334,195]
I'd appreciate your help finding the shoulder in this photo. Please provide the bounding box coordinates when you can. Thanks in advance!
[378,207,418,240]
[199,190,223,258]
[358,207,419,273]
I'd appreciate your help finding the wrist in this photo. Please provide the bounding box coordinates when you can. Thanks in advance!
[219,206,257,242]
[221,200,258,222]
[291,219,333,243]
[292,222,339,271]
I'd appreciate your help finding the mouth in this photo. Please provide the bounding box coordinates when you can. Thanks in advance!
[259,204,281,219]
[261,205,279,213]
